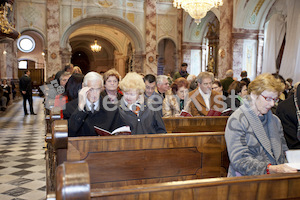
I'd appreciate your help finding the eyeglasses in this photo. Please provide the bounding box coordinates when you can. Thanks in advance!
[260,94,279,103]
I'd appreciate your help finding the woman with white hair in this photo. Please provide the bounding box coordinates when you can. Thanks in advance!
[118,72,166,135]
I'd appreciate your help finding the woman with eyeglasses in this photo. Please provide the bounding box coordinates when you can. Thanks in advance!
[162,77,190,117]
[225,73,297,177]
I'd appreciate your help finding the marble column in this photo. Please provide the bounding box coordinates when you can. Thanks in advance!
[144,0,157,75]
[181,43,192,70]
[218,0,233,79]
[256,33,264,75]
[133,51,143,73]
[60,48,72,69]
[176,9,183,72]
[0,44,6,78]
[46,0,61,79]
[114,51,126,78]
[232,29,262,80]
[0,42,15,79]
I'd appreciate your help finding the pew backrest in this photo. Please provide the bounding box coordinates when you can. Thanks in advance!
[56,161,300,200]
[52,120,228,189]
[163,116,229,133]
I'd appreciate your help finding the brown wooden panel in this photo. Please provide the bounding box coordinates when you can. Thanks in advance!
[228,182,258,200]
[85,148,201,184]
[288,178,300,198]
[89,173,300,200]
[150,191,173,200]
[257,179,288,199]
[65,133,228,189]
[163,116,229,133]
[173,188,193,200]
[193,185,228,200]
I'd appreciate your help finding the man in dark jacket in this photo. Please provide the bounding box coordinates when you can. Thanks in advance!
[67,72,125,137]
[19,70,36,115]
[0,86,7,111]
[276,85,300,149]
[173,63,189,81]
[220,69,234,97]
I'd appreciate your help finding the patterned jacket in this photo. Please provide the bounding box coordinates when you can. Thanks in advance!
[225,100,288,177]
[162,94,189,117]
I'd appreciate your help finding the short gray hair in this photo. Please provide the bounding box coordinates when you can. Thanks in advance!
[83,72,103,87]
[156,75,168,85]
[196,72,214,84]
[225,69,233,77]
[187,74,196,82]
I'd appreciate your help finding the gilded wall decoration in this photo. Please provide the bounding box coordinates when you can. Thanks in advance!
[95,0,113,8]
[73,8,82,18]
[127,13,134,23]
[249,0,265,24]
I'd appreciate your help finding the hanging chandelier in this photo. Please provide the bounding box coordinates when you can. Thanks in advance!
[91,39,102,52]
[173,0,223,24]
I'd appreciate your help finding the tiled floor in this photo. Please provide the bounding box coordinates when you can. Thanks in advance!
[0,97,46,200]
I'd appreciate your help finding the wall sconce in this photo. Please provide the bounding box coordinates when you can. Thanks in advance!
[3,50,7,55]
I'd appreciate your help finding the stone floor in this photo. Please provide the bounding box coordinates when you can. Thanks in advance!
[0,97,46,200]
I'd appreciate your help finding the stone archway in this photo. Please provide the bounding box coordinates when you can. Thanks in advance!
[60,16,145,76]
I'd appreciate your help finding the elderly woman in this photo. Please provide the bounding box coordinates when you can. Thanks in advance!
[118,72,166,135]
[101,69,122,104]
[163,77,190,117]
[225,73,297,177]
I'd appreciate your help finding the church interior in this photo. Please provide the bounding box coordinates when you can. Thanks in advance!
[1,0,300,199]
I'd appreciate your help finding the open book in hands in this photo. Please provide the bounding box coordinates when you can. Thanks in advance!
[179,110,193,117]
[285,150,300,170]
[94,125,131,136]
[207,108,233,116]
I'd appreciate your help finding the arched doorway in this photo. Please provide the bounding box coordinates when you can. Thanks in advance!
[71,51,90,74]
[60,17,145,77]
[157,38,176,76]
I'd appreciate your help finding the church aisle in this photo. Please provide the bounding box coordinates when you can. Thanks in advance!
[0,97,46,200]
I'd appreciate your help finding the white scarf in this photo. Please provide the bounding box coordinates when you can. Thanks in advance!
[198,87,211,109]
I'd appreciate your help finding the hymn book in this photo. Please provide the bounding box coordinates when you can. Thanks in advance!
[94,125,131,136]
[179,110,193,117]
[207,110,222,116]
[286,150,300,170]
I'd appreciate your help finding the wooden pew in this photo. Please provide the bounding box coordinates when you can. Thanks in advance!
[163,116,229,133]
[50,120,228,190]
[45,107,61,136]
[45,107,64,195]
[56,161,300,200]
[47,116,229,195]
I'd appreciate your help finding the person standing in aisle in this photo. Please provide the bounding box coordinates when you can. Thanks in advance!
[19,70,36,115]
